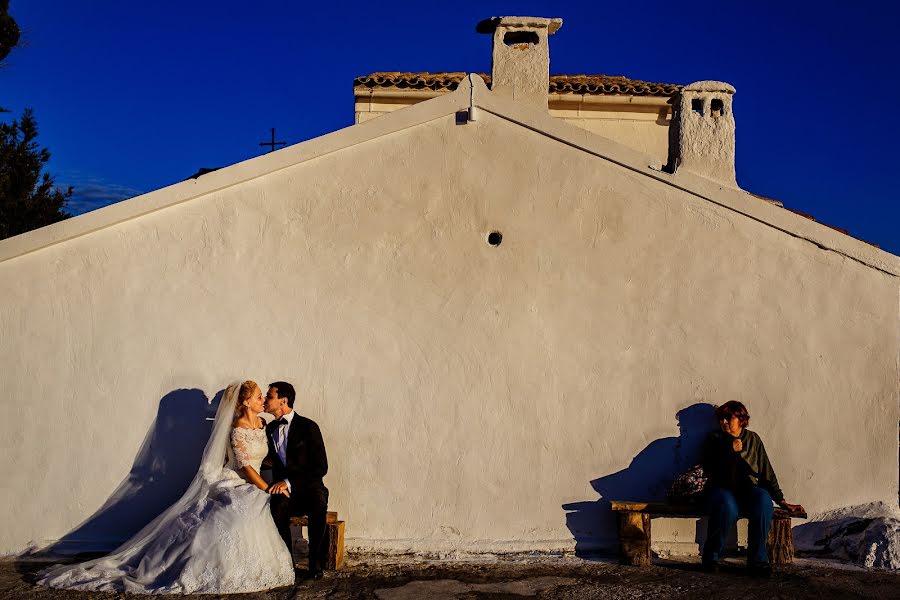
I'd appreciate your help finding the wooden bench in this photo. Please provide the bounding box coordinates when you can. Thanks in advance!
[289,511,345,570]
[610,500,807,567]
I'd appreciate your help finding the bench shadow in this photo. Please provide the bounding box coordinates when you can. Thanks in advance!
[22,388,219,560]
[562,402,717,557]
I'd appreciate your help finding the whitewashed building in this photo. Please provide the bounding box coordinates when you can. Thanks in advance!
[1,17,897,557]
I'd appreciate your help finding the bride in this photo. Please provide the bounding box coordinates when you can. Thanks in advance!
[38,380,296,594]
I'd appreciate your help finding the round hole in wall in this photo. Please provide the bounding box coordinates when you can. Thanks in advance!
[487,231,503,247]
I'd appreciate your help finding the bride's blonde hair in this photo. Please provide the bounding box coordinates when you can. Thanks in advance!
[235,380,259,417]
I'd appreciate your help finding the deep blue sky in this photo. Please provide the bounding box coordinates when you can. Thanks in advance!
[4,1,899,255]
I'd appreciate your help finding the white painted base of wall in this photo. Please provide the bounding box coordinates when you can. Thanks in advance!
[345,518,749,559]
[345,538,576,556]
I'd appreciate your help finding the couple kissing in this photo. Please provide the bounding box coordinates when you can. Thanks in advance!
[38,379,330,594]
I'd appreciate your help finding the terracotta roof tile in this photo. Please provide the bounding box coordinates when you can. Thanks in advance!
[354,72,475,92]
[354,72,681,97]
[548,74,681,96]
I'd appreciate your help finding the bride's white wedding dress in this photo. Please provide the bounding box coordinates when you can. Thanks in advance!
[38,385,295,594]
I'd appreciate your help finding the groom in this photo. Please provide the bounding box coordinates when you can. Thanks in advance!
[264,381,329,578]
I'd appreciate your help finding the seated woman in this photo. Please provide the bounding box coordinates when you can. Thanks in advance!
[700,401,803,575]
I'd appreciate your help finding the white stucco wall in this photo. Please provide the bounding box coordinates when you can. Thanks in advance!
[357,95,671,165]
[1,89,897,557]
[553,110,668,165]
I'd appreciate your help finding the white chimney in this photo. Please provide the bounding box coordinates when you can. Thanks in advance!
[476,16,563,111]
[667,81,738,187]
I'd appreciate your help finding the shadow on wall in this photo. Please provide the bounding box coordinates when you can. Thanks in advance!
[562,403,717,555]
[32,388,219,556]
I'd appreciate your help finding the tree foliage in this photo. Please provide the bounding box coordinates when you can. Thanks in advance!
[0,108,72,239]
[0,0,19,65]
[1,0,21,114]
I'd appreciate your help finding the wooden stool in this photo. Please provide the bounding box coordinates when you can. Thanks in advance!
[290,511,345,570]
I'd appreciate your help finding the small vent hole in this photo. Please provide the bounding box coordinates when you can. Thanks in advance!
[711,98,724,117]
[487,231,503,247]
[503,31,539,46]
[691,98,703,115]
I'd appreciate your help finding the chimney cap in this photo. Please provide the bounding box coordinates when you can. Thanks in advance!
[476,16,563,35]
[683,80,736,94]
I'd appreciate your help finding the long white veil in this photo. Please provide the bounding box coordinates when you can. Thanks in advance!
[39,382,242,580]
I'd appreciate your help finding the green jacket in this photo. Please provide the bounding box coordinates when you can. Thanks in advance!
[701,429,784,503]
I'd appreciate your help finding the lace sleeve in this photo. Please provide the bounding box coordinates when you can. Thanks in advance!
[230,428,254,470]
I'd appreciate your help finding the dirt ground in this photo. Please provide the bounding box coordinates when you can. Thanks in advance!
[4,553,899,600]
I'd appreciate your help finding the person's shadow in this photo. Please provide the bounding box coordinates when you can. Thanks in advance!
[27,388,219,558]
[563,402,717,556]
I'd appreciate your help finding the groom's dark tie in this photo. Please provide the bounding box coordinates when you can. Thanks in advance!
[276,418,288,426]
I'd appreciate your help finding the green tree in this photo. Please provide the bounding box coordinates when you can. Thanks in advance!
[0,108,72,239]
[0,0,19,65]
[1,0,21,114]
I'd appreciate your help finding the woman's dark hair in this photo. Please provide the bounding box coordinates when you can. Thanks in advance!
[715,400,750,427]
[268,381,296,408]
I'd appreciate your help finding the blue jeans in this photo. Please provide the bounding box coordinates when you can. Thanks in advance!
[703,486,774,565]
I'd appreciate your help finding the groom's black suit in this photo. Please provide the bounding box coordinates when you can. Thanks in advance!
[266,413,329,572]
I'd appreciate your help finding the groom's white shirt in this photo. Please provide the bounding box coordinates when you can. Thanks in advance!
[274,409,295,492]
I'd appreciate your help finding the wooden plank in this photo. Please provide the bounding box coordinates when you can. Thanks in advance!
[610,501,704,517]
[290,511,339,526]
[617,511,651,567]
[774,507,807,519]
[610,500,806,520]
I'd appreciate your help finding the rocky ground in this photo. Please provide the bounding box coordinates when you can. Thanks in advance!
[4,553,899,599]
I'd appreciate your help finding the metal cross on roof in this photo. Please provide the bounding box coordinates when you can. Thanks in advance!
[259,128,286,153]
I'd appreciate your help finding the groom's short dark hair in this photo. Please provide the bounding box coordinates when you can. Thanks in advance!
[268,381,296,408]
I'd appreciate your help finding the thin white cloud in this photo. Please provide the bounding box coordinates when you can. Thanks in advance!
[57,173,143,215]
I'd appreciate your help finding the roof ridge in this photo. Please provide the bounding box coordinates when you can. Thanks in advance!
[354,71,681,97]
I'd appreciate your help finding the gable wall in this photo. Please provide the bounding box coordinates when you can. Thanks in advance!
[0,111,897,555]
[356,94,671,164]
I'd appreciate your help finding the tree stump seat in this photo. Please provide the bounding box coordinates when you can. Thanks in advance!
[289,511,345,570]
[609,500,807,567]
